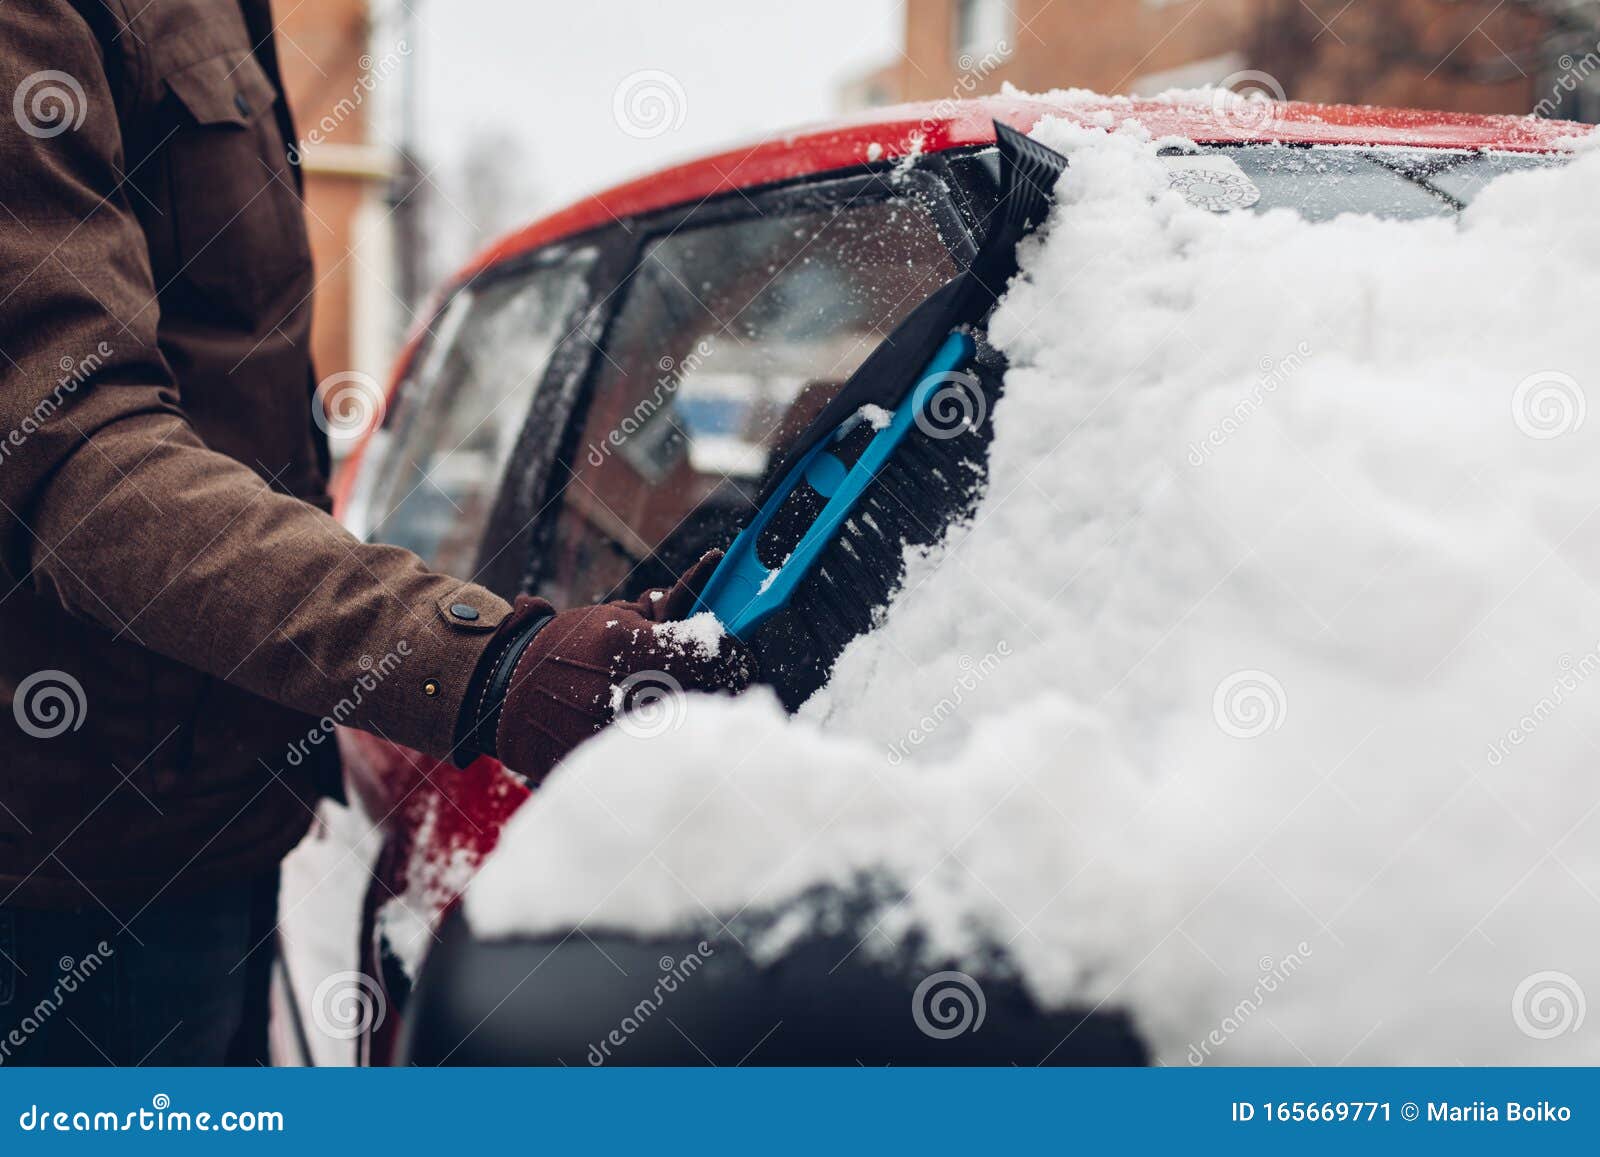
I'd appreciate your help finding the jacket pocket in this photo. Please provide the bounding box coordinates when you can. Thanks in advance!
[162,51,312,327]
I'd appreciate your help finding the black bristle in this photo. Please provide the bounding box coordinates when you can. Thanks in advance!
[993,121,1065,233]
[697,125,1065,709]
[964,124,1068,313]
[750,350,1003,709]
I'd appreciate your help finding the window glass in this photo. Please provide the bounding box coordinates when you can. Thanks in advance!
[1221,146,1458,220]
[540,194,959,606]
[1160,145,1568,220]
[349,248,594,575]
[954,0,1011,63]
[1416,151,1560,205]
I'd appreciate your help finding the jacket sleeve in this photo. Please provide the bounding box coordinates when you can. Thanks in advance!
[0,3,508,759]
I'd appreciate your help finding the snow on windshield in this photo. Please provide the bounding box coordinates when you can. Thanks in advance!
[467,114,1600,1064]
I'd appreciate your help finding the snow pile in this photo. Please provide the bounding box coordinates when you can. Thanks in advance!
[468,115,1600,1064]
[651,611,727,659]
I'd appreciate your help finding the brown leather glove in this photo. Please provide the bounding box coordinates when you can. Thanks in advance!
[615,548,735,624]
[457,552,754,782]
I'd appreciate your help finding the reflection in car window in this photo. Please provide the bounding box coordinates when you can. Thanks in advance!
[1160,145,1567,220]
[1414,151,1559,205]
[540,194,959,607]
[1214,146,1459,220]
[348,247,594,575]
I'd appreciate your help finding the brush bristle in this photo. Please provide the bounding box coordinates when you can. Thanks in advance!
[750,348,1002,708]
[995,121,1067,230]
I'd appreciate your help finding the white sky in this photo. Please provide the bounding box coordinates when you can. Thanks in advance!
[381,0,903,245]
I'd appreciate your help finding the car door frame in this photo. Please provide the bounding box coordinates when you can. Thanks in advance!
[449,236,635,597]
[490,159,984,603]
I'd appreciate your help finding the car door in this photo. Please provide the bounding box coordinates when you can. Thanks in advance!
[309,240,613,1064]
[334,160,979,1063]
[524,168,975,612]
[340,240,605,595]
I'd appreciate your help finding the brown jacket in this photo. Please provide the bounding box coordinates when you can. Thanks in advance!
[0,0,511,910]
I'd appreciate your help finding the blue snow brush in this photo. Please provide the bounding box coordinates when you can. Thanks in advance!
[699,331,976,640]
[696,123,1068,694]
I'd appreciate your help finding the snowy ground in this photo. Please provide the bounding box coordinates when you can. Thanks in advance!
[467,110,1600,1064]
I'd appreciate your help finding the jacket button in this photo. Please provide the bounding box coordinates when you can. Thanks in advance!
[449,603,480,622]
[234,92,252,117]
[422,679,440,697]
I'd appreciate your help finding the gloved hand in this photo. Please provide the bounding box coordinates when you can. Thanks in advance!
[457,551,754,782]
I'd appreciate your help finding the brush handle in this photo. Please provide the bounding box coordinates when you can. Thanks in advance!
[695,331,977,640]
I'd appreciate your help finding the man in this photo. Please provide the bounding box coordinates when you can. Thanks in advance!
[0,0,748,1064]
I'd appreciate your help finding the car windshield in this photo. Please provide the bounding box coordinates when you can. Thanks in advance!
[1159,145,1567,220]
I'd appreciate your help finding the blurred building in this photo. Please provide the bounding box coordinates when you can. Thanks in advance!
[273,0,402,413]
[887,0,1255,102]
[1248,0,1599,118]
[845,0,1600,122]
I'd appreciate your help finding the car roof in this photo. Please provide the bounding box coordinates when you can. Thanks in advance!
[459,92,1590,283]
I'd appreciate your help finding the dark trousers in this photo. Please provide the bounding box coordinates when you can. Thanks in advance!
[0,871,279,1066]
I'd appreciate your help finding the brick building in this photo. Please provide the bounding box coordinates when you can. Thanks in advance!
[888,0,1254,102]
[846,0,1600,122]
[273,0,401,414]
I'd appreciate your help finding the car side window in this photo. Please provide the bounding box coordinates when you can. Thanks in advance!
[346,248,595,577]
[535,190,961,607]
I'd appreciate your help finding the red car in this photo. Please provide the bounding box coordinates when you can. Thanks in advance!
[288,92,1584,1064]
